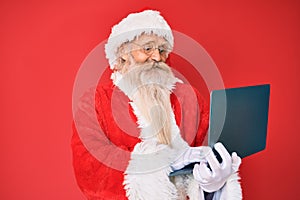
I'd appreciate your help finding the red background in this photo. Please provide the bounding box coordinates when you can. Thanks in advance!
[1,0,300,199]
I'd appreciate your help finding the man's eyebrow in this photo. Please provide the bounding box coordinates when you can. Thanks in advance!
[139,40,155,45]
[140,41,170,46]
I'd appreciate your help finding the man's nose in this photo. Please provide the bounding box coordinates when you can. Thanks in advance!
[150,49,162,62]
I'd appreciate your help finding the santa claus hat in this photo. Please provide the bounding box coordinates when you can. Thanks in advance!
[105,10,174,69]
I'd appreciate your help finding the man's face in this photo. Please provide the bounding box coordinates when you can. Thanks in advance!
[114,34,171,75]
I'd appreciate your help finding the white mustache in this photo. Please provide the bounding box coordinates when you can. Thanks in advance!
[116,62,182,99]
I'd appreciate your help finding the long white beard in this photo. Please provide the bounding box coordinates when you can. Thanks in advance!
[113,61,182,145]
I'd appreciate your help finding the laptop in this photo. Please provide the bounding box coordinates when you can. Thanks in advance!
[169,84,270,176]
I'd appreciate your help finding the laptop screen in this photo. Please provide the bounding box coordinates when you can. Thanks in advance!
[208,84,270,158]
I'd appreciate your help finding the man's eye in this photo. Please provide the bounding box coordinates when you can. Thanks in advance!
[143,44,154,52]
[158,47,165,53]
[120,57,126,63]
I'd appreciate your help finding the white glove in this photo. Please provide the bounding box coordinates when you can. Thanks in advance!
[193,143,241,192]
[170,146,211,171]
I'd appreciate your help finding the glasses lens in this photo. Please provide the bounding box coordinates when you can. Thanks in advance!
[133,41,171,57]
[159,44,171,56]
[142,43,155,55]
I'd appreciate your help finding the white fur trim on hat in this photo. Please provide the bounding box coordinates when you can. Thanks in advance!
[105,10,174,69]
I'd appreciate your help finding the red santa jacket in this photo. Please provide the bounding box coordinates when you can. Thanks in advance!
[71,80,209,200]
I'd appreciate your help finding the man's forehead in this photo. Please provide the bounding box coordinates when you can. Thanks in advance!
[133,34,168,44]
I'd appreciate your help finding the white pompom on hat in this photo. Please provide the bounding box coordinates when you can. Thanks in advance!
[105,10,174,69]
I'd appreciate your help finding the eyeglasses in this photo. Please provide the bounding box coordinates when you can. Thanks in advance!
[131,41,172,57]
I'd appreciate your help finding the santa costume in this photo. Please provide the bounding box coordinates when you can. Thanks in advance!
[71,10,242,200]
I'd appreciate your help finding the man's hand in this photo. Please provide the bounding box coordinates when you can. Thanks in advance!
[170,146,211,171]
[193,143,241,192]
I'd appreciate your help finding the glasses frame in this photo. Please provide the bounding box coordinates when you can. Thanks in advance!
[130,41,172,58]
